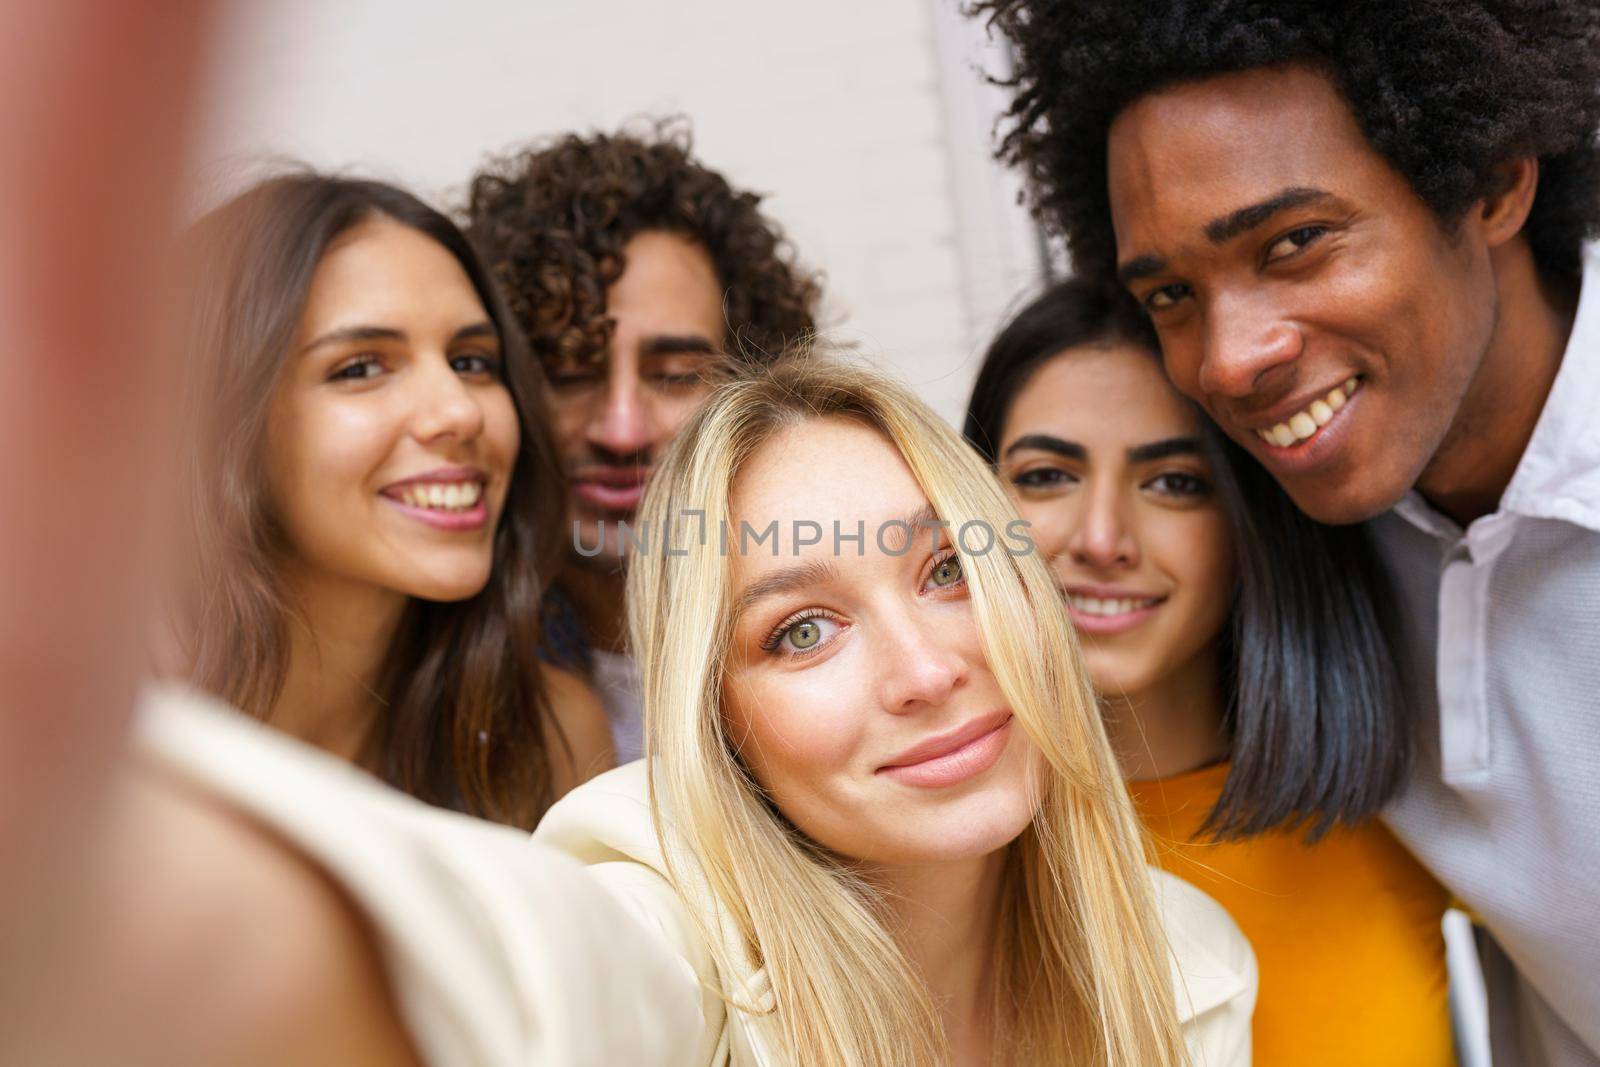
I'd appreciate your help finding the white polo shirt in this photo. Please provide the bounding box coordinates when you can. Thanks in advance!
[1374,245,1600,1066]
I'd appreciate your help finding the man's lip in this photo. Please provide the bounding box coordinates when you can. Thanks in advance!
[571,466,651,489]
[1246,378,1363,475]
[878,711,1014,770]
[378,465,486,495]
[1231,375,1362,431]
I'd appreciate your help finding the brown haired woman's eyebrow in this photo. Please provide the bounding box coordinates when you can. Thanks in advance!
[451,322,498,344]
[301,324,406,354]
[301,321,497,354]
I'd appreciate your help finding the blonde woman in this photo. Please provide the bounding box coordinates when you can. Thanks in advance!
[536,352,1255,1065]
[127,352,1252,1065]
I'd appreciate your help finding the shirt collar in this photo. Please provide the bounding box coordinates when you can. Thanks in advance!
[1497,242,1600,529]
[1394,242,1600,537]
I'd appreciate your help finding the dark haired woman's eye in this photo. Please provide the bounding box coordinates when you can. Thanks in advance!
[451,351,502,378]
[1146,471,1211,499]
[1264,225,1326,264]
[1010,467,1077,492]
[328,355,383,382]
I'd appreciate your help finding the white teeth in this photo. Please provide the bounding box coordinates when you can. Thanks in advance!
[396,480,481,511]
[1066,595,1158,617]
[1258,377,1361,448]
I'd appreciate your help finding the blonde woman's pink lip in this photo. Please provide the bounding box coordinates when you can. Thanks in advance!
[877,712,1013,789]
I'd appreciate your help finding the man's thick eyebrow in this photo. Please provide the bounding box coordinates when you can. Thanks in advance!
[734,558,839,617]
[301,324,405,354]
[1117,254,1167,289]
[1127,436,1199,463]
[1004,434,1086,462]
[1204,186,1332,245]
[642,334,718,357]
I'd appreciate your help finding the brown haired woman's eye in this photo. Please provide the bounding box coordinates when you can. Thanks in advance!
[451,351,502,378]
[328,355,383,382]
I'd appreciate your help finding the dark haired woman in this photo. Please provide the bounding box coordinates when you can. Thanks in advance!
[173,174,612,827]
[965,279,1452,1065]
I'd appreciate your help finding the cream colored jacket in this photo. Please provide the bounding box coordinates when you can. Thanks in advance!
[139,687,1255,1066]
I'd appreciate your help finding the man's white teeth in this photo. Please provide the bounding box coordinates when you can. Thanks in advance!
[1256,377,1362,447]
[400,481,482,511]
[1066,595,1159,617]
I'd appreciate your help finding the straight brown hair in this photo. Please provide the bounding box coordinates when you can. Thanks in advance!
[177,173,566,827]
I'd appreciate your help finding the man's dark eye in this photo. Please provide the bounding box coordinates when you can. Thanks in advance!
[1265,226,1326,263]
[546,365,602,388]
[1144,283,1190,312]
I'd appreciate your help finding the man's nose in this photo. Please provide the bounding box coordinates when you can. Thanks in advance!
[1199,292,1304,400]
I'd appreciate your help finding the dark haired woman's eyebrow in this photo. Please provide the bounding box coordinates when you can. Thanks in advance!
[642,334,717,357]
[301,324,405,354]
[1003,434,1085,461]
[1126,437,1199,463]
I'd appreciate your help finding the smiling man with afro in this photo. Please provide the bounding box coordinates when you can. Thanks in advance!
[976,3,1600,1063]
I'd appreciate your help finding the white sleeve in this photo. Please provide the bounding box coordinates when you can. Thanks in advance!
[1152,869,1258,1067]
[137,687,710,1067]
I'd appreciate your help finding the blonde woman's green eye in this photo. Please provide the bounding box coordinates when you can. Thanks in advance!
[930,555,963,587]
[787,621,822,649]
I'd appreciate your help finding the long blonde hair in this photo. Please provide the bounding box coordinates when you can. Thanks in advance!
[627,351,1188,1065]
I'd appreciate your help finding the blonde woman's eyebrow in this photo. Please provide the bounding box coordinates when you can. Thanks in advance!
[875,502,943,555]
[733,558,840,619]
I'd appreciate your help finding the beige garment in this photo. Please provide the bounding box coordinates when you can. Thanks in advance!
[537,761,1258,1067]
[138,686,1255,1066]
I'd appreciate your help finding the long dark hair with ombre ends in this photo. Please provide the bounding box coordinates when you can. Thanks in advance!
[176,173,567,828]
[964,278,1410,840]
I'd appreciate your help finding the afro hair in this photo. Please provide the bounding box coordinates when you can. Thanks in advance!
[975,0,1600,283]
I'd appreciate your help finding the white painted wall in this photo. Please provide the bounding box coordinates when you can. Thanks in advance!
[197,0,1043,424]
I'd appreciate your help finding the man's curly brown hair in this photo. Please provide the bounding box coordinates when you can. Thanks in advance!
[465,120,821,371]
[973,0,1600,285]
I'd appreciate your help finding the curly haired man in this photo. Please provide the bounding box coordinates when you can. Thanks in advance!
[466,121,821,762]
[978,2,1600,1063]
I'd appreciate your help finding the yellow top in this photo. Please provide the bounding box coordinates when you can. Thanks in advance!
[1129,761,1454,1067]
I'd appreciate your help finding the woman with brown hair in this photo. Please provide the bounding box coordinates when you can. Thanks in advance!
[173,173,611,826]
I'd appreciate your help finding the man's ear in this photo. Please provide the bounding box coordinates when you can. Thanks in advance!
[1478,156,1539,249]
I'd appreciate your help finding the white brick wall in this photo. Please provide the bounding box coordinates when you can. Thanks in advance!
[197,0,1042,424]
